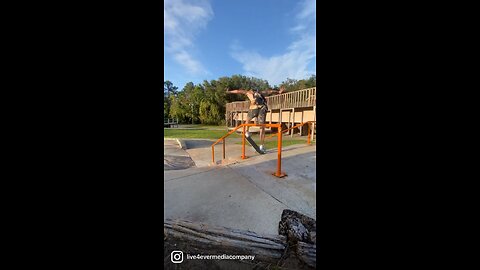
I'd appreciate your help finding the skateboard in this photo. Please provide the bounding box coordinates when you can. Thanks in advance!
[245,134,265,154]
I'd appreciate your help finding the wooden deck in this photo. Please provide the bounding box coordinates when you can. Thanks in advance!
[225,87,316,113]
[225,87,316,137]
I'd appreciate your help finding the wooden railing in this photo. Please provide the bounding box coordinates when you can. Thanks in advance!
[225,101,249,112]
[267,121,316,144]
[269,87,316,110]
[225,87,316,112]
[164,118,179,128]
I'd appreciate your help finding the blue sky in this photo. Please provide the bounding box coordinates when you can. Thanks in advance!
[164,0,316,89]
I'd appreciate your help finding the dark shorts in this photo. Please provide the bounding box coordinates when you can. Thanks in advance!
[248,106,268,124]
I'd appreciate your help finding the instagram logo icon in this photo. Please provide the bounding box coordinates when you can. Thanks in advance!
[171,251,183,263]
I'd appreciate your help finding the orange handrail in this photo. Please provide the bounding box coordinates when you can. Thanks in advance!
[267,121,316,140]
[211,123,285,177]
[211,126,244,146]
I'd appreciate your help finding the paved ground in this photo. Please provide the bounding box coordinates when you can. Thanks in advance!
[184,138,262,167]
[164,139,195,170]
[164,138,316,235]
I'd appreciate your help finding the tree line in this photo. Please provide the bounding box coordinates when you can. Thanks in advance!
[164,74,316,125]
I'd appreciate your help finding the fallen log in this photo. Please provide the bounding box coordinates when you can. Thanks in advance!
[296,241,316,268]
[278,209,317,268]
[279,209,316,244]
[164,219,287,263]
[164,212,317,269]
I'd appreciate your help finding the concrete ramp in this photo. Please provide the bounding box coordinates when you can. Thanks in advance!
[184,139,260,167]
[164,139,196,170]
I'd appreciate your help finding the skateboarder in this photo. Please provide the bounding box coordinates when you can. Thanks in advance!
[226,86,285,153]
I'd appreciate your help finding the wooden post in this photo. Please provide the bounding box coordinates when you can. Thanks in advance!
[311,106,316,142]
[279,109,282,128]
[291,108,295,137]
[307,122,311,145]
[269,109,272,125]
[301,110,304,136]
[288,110,292,136]
[266,110,271,134]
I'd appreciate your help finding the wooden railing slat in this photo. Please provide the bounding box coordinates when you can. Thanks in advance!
[226,87,316,113]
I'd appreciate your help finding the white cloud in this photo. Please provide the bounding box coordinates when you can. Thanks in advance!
[297,0,316,20]
[173,50,203,74]
[164,0,213,74]
[231,0,316,86]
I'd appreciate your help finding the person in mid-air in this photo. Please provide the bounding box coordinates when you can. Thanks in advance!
[226,86,285,153]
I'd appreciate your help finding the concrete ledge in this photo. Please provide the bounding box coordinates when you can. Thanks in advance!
[176,139,187,150]
[164,138,186,150]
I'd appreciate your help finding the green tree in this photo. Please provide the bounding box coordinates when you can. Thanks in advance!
[164,74,315,125]
[164,81,178,119]
[178,82,204,124]
[279,75,316,92]
[305,74,316,88]
[170,91,189,123]
[199,100,222,125]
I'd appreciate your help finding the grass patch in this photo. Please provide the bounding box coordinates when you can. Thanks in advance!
[164,128,241,139]
[195,124,225,129]
[173,124,228,131]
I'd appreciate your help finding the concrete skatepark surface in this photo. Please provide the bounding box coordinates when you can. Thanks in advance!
[164,137,316,235]
[164,139,195,170]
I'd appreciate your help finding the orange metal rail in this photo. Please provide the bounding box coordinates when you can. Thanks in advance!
[267,121,316,144]
[211,123,286,178]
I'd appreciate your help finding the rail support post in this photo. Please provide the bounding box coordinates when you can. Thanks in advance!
[273,125,287,178]
[241,125,247,159]
[212,145,215,165]
[222,139,225,160]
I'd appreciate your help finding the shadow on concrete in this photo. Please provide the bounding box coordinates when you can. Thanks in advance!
[185,140,216,149]
[228,149,317,219]
[239,150,316,179]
